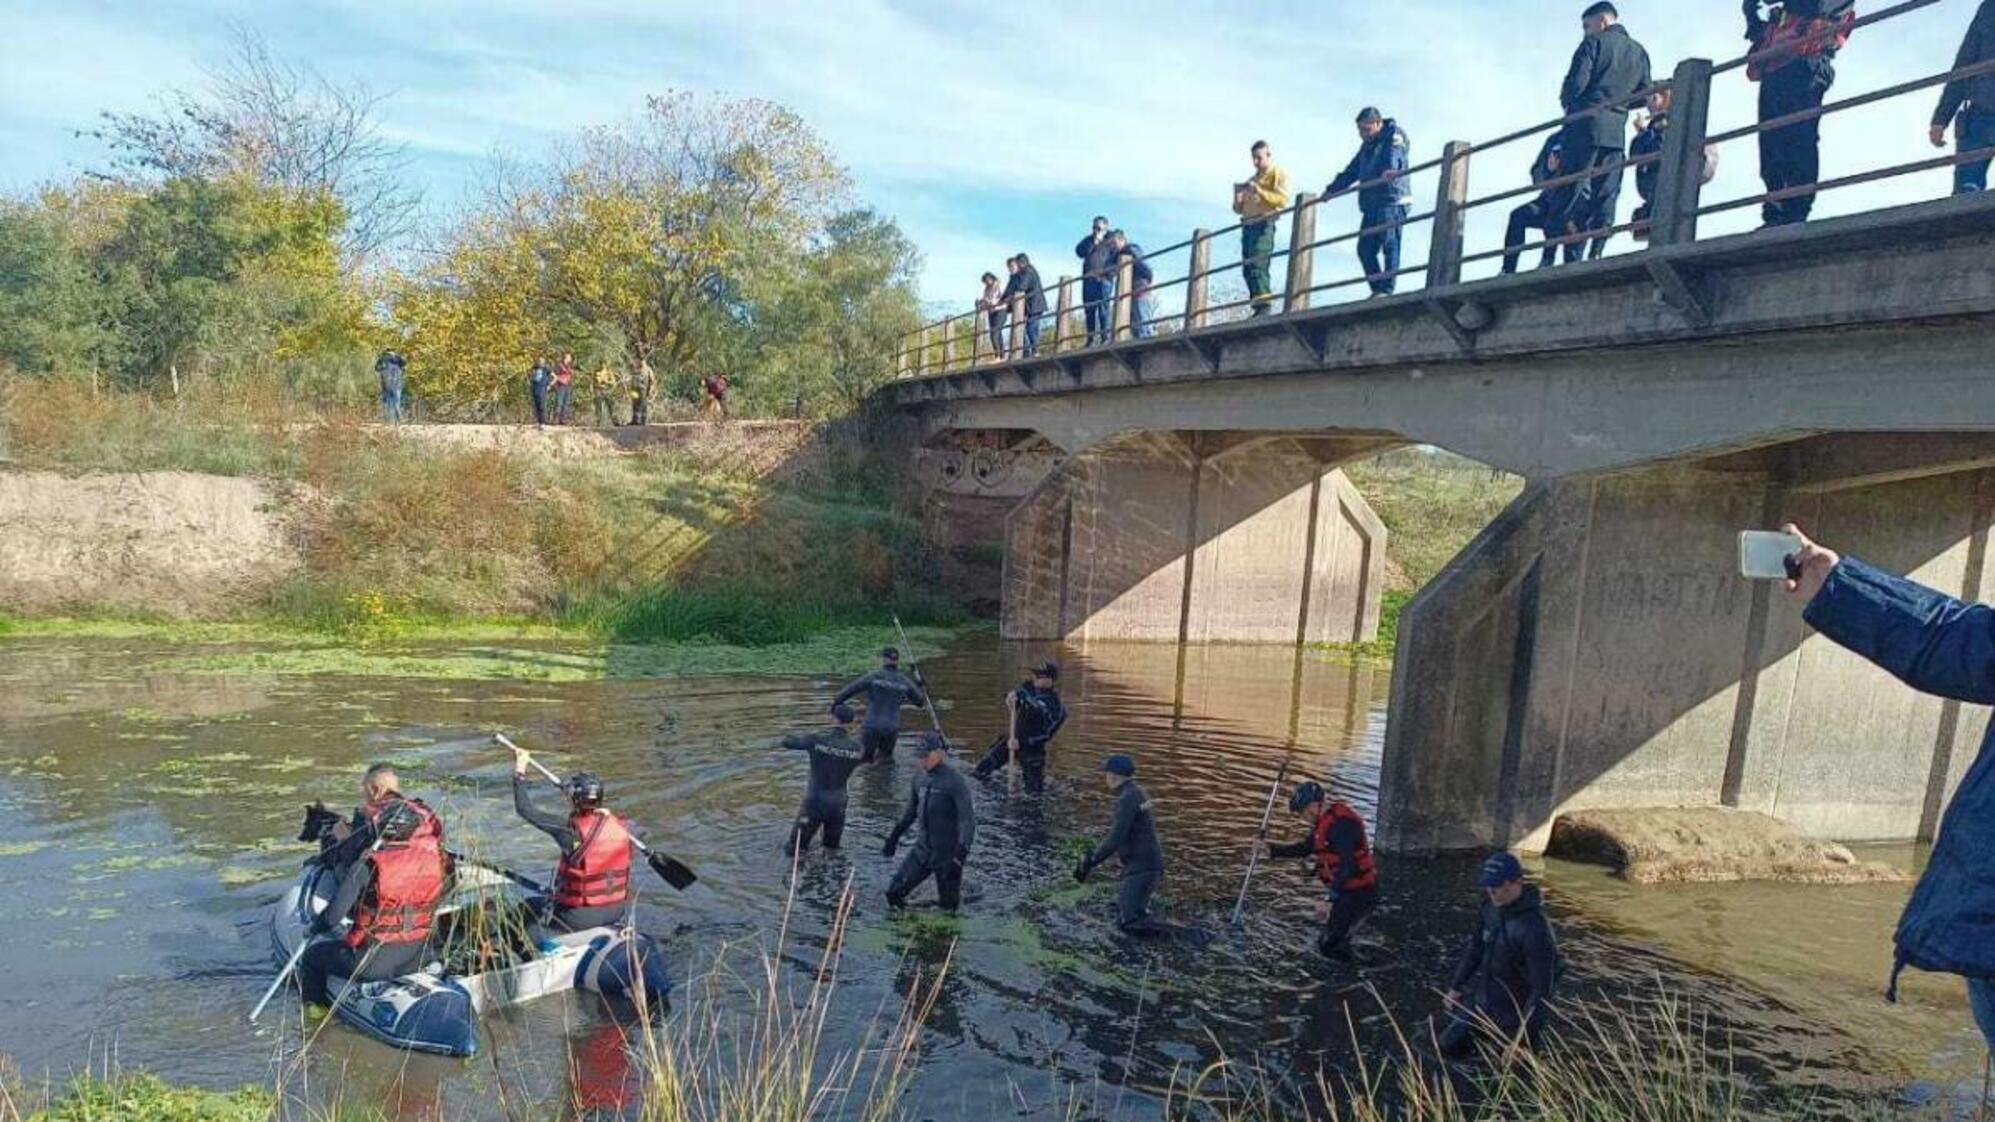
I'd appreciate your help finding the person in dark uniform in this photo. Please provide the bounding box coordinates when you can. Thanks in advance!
[1628,87,1673,238]
[973,661,1067,792]
[883,733,977,912]
[1073,755,1167,936]
[781,703,867,855]
[833,648,929,763]
[1745,0,1855,226]
[509,744,637,933]
[1934,1,1995,194]
[1261,781,1379,962]
[1439,852,1563,1061]
[1321,107,1413,297]
[1556,2,1651,261]
[1503,134,1572,273]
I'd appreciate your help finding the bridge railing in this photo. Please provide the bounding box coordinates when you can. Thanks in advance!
[895,0,1991,379]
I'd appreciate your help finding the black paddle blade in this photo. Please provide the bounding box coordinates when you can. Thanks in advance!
[648,850,698,890]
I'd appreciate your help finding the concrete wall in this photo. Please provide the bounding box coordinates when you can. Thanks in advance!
[1002,434,1387,645]
[1382,456,1995,853]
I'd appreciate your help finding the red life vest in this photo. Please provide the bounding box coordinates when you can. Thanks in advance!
[553,810,633,910]
[346,833,445,948]
[363,795,444,846]
[1748,6,1855,81]
[1312,802,1378,893]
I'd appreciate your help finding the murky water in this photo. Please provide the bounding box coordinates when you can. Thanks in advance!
[0,635,1985,1119]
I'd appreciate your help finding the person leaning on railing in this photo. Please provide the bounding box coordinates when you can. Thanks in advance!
[977,270,1007,358]
[1232,140,1290,317]
[1556,2,1651,262]
[1932,0,1995,194]
[997,253,1047,357]
[1075,216,1117,347]
[1744,0,1855,228]
[1108,231,1155,338]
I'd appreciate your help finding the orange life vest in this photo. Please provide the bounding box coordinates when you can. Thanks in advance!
[553,810,633,910]
[363,795,444,846]
[345,833,445,948]
[1748,6,1855,81]
[1312,802,1379,893]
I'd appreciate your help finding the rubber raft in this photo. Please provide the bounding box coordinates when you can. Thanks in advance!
[271,863,670,1056]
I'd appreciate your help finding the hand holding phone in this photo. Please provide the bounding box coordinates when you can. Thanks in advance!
[1739,530,1805,581]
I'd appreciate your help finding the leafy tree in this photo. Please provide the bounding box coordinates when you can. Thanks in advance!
[750,209,922,413]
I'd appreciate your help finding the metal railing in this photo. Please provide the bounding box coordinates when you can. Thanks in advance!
[895,0,1982,379]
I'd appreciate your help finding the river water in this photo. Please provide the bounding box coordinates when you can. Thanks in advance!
[0,635,1985,1119]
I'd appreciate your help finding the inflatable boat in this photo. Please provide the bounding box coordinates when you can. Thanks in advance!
[270,862,670,1057]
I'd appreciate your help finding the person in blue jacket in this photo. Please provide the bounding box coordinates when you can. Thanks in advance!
[1785,523,1995,1052]
[1321,108,1412,297]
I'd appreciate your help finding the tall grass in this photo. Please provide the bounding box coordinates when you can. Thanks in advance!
[1344,449,1525,595]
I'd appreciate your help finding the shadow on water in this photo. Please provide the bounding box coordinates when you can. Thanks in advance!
[0,634,1983,1119]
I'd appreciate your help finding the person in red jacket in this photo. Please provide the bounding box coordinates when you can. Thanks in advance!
[511,744,636,933]
[1260,781,1380,962]
[298,798,446,1009]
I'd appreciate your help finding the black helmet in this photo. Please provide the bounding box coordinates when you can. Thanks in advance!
[1289,781,1326,814]
[566,772,606,808]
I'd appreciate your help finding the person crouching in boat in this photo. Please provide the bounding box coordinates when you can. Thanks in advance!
[299,801,446,1011]
[318,763,447,875]
[510,744,635,933]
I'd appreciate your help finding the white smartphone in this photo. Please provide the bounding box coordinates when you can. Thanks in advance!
[1739,530,1804,580]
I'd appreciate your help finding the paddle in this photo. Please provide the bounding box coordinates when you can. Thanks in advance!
[494,734,698,891]
[892,614,947,741]
[1229,759,1292,927]
[250,803,417,1023]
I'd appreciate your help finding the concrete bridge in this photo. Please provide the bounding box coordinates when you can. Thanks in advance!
[884,45,1995,855]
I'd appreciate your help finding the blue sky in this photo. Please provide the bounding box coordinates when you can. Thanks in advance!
[0,0,1977,314]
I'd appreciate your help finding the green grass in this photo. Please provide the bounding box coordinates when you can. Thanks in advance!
[1345,448,1525,593]
[17,1073,272,1122]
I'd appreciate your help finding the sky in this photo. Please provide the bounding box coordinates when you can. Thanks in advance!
[0,0,1978,315]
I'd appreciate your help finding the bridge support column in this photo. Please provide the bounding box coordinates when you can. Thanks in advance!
[1381,444,1995,854]
[1001,433,1386,645]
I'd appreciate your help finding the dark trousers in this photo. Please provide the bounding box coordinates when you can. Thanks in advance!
[1241,220,1276,310]
[1558,143,1624,263]
[1758,67,1829,226]
[530,385,548,425]
[1957,109,1995,194]
[553,384,573,423]
[972,738,1046,793]
[861,727,897,763]
[887,853,963,911]
[1358,205,1407,294]
[594,391,617,426]
[788,792,847,853]
[987,311,1009,356]
[1082,279,1113,345]
[629,395,647,425]
[1021,314,1042,357]
[1318,887,1378,959]
[1502,199,1561,273]
[298,938,426,1006]
[1117,869,1164,933]
[1438,1002,1535,1061]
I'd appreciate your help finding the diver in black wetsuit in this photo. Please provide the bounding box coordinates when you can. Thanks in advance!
[883,733,978,912]
[782,703,867,854]
[973,661,1067,792]
[1074,754,1167,935]
[832,647,929,763]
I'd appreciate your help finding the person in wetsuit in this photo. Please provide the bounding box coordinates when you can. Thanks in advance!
[1073,754,1167,935]
[782,703,867,855]
[509,744,637,933]
[973,661,1067,792]
[883,733,977,912]
[298,800,443,1010]
[1262,780,1380,962]
[833,647,929,763]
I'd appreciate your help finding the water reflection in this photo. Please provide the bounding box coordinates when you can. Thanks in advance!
[0,635,1981,1119]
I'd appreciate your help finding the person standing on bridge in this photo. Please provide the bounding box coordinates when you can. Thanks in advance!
[1503,134,1571,273]
[1438,852,1562,1061]
[978,270,1008,358]
[1076,216,1118,346]
[999,253,1048,356]
[1780,523,1995,1056]
[1932,1,1995,194]
[1109,231,1155,338]
[1074,754,1168,936]
[833,647,930,763]
[1556,2,1651,262]
[1261,781,1380,963]
[1744,0,1855,228]
[1321,108,1412,297]
[1233,140,1290,317]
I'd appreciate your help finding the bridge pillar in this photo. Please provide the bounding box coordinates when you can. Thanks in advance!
[1000,433,1386,644]
[1380,441,1995,854]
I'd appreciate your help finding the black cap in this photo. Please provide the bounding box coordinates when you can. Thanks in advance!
[880,646,900,661]
[914,731,950,756]
[1029,661,1060,680]
[1289,781,1326,814]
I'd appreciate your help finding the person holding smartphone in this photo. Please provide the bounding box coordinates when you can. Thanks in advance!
[1779,523,1995,1054]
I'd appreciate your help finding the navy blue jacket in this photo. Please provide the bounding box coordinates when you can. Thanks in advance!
[1447,884,1561,1039]
[1805,557,1995,991]
[1085,779,1164,876]
[1325,120,1412,211]
[1629,113,1668,204]
[1560,24,1652,151]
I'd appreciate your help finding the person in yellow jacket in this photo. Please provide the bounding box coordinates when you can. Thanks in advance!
[1231,140,1290,317]
[591,363,620,427]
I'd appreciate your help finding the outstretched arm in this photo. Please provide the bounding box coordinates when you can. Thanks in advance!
[513,776,579,848]
[1802,557,1995,706]
[1086,791,1136,869]
[833,674,872,708]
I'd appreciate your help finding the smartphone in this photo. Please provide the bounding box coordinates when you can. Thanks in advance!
[1739,531,1804,581]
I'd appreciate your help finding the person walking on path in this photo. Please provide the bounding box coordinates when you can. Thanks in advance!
[781,704,868,855]
[1073,754,1167,936]
[1933,1,1995,194]
[1232,140,1290,317]
[1075,216,1118,346]
[374,350,407,423]
[978,270,1009,358]
[1557,2,1651,261]
[528,356,553,427]
[1262,781,1380,963]
[553,352,577,424]
[1438,852,1562,1061]
[883,733,977,913]
[1321,108,1413,297]
[833,647,930,764]
[1745,0,1855,227]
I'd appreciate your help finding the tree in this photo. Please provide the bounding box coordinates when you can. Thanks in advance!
[751,209,922,413]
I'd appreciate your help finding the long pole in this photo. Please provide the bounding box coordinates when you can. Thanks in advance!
[891,615,947,741]
[250,816,403,1023]
[1229,760,1292,927]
